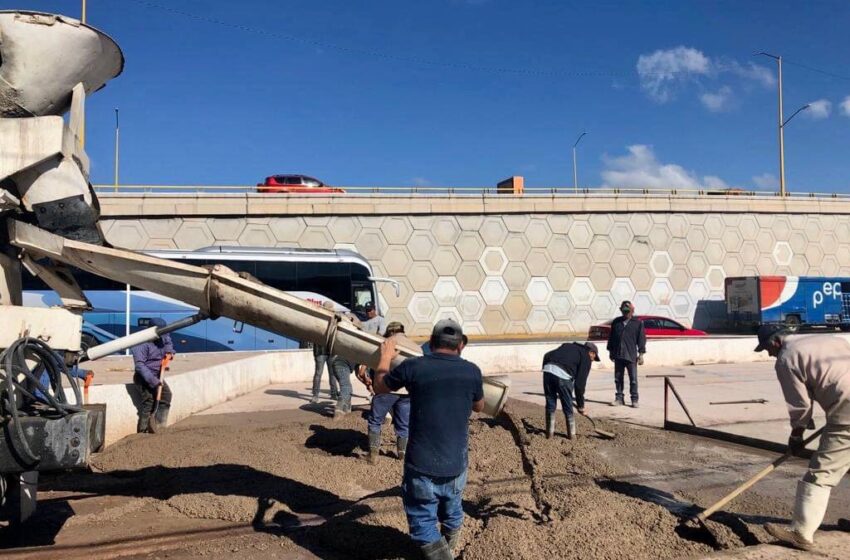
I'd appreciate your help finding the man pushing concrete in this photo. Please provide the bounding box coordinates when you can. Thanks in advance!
[755,324,850,550]
[373,319,484,560]
[541,341,600,439]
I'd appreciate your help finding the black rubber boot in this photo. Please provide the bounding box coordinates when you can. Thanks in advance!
[565,414,576,439]
[420,537,452,560]
[443,526,461,554]
[368,431,381,464]
[837,518,850,532]
[545,411,555,439]
[396,436,408,460]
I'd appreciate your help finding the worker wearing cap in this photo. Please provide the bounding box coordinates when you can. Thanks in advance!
[357,321,417,464]
[373,319,484,560]
[755,325,850,550]
[360,301,387,337]
[541,342,600,439]
[131,318,175,433]
[606,300,646,408]
[310,300,339,404]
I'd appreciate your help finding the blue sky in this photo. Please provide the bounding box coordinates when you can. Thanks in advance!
[23,0,850,192]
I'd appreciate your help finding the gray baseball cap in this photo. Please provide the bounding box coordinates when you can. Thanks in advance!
[431,318,464,346]
[583,341,601,361]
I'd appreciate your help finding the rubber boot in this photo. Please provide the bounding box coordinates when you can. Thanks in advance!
[565,414,576,440]
[631,400,640,409]
[837,518,850,532]
[545,411,555,439]
[443,526,461,554]
[396,436,408,460]
[420,537,452,560]
[368,431,381,464]
[766,480,831,550]
[612,396,625,407]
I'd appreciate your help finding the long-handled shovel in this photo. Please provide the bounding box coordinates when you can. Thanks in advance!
[577,408,616,440]
[147,354,172,434]
[685,427,824,533]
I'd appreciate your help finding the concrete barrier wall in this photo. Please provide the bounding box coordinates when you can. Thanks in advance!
[98,200,850,339]
[87,350,314,446]
[86,333,803,446]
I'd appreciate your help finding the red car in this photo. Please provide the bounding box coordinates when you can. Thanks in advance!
[587,316,707,340]
[257,174,345,194]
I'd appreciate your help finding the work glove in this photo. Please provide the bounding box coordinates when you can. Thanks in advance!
[788,427,806,456]
[637,353,645,366]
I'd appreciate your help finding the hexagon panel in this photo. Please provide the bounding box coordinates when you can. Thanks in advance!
[328,217,361,243]
[456,232,485,261]
[480,276,509,305]
[269,217,306,243]
[433,277,463,307]
[408,262,439,291]
[650,251,673,277]
[548,263,575,292]
[526,248,554,276]
[458,292,486,321]
[609,223,633,250]
[408,231,438,261]
[207,218,246,241]
[503,234,532,261]
[432,246,462,276]
[650,278,674,306]
[299,226,334,249]
[503,262,531,290]
[381,246,414,276]
[480,247,508,275]
[570,277,596,306]
[480,218,509,246]
[238,224,275,247]
[383,217,414,244]
[173,222,214,250]
[525,219,553,248]
[549,292,574,320]
[456,262,486,291]
[109,222,149,250]
[408,293,438,323]
[431,217,461,245]
[548,236,572,263]
[526,307,555,333]
[773,241,793,266]
[480,306,509,335]
[610,278,636,304]
[355,229,388,260]
[568,221,593,249]
[526,277,554,306]
[503,292,532,321]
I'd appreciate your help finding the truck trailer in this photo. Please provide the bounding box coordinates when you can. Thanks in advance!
[725,276,850,331]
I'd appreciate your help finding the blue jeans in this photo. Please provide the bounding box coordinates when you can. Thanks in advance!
[331,359,352,412]
[614,358,639,402]
[311,354,338,399]
[368,393,410,438]
[543,371,574,420]
[401,467,467,545]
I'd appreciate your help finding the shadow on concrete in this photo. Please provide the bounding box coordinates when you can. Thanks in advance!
[305,424,368,457]
[37,463,415,559]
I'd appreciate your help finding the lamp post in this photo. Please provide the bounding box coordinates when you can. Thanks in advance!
[573,131,587,193]
[113,108,120,192]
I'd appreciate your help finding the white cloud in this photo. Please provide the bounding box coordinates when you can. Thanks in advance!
[601,145,726,189]
[723,61,776,88]
[700,86,734,112]
[637,47,711,102]
[806,99,832,119]
[840,96,850,117]
[410,177,431,186]
[752,173,779,190]
[636,47,774,107]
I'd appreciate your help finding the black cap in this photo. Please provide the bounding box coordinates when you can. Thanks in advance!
[754,324,788,352]
[364,301,375,312]
[431,318,464,347]
[583,341,601,361]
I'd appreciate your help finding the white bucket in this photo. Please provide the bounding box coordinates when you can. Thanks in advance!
[481,375,511,417]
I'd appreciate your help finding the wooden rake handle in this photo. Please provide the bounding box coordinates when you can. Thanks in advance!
[693,427,824,523]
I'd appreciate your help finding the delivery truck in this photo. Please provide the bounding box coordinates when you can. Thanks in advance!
[725,276,850,331]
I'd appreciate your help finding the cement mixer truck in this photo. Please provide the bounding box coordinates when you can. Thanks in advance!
[0,10,509,526]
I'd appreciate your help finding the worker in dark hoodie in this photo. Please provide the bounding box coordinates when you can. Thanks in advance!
[541,341,600,439]
[131,317,175,433]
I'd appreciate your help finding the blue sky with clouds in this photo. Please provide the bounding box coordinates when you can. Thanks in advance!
[22,0,850,191]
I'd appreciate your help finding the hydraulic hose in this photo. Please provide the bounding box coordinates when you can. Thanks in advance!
[0,337,83,468]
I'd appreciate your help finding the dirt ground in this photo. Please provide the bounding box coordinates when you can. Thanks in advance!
[2,399,848,559]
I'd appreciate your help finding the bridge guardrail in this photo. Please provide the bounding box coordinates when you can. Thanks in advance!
[92,185,850,199]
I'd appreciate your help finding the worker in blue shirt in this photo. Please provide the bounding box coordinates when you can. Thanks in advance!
[131,318,175,433]
[374,319,484,560]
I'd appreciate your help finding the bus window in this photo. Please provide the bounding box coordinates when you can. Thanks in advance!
[352,283,375,316]
[255,261,297,292]
[296,262,350,307]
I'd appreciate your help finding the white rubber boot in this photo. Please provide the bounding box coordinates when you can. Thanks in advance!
[766,480,831,550]
[792,480,831,542]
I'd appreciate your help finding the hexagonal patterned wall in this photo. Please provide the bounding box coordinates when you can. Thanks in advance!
[103,212,850,337]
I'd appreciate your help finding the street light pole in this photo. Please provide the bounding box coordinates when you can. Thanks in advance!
[573,131,587,193]
[114,108,120,192]
[757,52,786,196]
[80,0,87,149]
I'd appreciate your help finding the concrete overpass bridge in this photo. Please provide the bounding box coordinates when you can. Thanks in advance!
[94,187,850,337]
